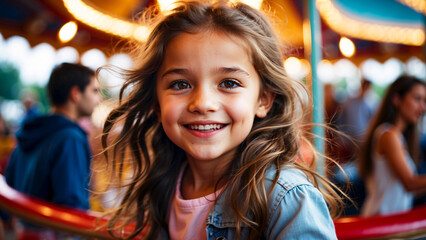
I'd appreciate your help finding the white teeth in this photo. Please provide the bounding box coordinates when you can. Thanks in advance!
[189,124,222,131]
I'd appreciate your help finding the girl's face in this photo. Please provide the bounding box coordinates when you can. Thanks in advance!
[156,31,273,164]
[397,84,426,125]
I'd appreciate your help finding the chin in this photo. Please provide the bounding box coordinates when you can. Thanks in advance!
[186,151,221,162]
[410,118,420,125]
[190,155,219,161]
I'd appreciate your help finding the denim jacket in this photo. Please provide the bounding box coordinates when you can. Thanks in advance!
[205,167,337,240]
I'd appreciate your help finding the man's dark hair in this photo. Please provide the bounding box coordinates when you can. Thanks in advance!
[47,63,95,106]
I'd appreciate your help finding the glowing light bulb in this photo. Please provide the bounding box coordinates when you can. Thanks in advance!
[284,57,301,72]
[58,21,78,43]
[233,0,263,9]
[339,37,355,58]
[284,57,305,80]
[157,0,179,12]
[63,0,150,42]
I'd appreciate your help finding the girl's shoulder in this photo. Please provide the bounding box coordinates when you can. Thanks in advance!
[263,166,336,239]
[264,166,327,214]
[264,166,314,192]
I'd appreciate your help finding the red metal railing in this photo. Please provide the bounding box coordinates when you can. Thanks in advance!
[0,175,146,239]
[1,174,425,239]
[335,205,426,239]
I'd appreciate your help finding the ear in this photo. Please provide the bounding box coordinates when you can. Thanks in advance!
[392,94,401,108]
[255,89,275,118]
[69,86,82,103]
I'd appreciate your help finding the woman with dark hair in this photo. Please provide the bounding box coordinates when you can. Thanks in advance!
[360,75,426,216]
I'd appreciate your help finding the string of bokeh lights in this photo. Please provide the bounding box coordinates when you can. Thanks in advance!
[61,0,425,46]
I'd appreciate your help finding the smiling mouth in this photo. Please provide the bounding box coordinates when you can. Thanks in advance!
[186,124,226,132]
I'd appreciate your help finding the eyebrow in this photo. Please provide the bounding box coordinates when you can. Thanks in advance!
[217,67,250,77]
[159,68,189,79]
[159,66,251,79]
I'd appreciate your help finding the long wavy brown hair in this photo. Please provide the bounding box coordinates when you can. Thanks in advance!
[100,1,344,239]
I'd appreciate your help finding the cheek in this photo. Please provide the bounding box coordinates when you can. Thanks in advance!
[159,101,182,125]
[405,100,417,111]
[91,94,98,105]
[230,108,252,122]
[226,98,258,124]
[231,96,259,115]
[158,107,175,138]
[401,100,418,120]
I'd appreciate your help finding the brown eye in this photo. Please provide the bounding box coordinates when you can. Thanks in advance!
[170,80,191,90]
[220,79,240,89]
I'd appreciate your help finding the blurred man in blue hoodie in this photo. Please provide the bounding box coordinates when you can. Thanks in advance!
[4,63,102,239]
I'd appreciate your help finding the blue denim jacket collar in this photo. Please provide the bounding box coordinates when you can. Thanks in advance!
[206,192,236,228]
[206,165,288,229]
[203,166,337,240]
[204,166,283,239]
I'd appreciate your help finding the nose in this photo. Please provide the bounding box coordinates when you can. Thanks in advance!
[188,86,219,114]
[93,90,102,106]
[97,91,103,104]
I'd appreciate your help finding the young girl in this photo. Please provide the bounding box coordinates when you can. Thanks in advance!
[101,1,343,239]
[360,75,426,216]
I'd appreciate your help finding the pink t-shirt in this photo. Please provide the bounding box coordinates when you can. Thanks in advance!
[168,166,223,240]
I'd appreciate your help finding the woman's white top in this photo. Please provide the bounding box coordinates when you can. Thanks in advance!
[361,124,416,217]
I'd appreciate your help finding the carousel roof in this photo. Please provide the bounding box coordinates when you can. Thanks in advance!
[0,0,424,61]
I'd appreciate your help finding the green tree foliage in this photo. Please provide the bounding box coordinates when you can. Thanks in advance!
[0,62,21,100]
[24,85,49,114]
